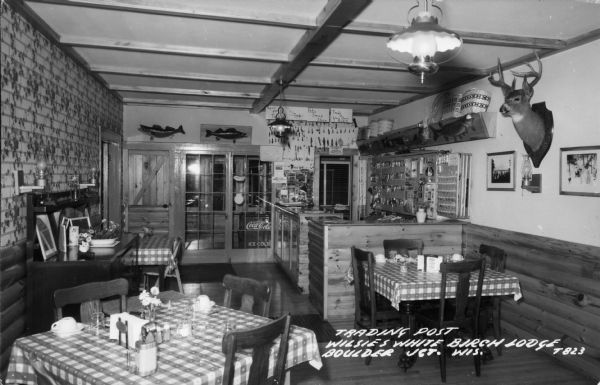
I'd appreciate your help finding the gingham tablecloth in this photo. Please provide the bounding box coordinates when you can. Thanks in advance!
[6,300,322,385]
[122,234,173,266]
[371,261,523,310]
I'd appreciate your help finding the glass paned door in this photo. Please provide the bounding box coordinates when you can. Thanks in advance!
[185,154,226,250]
[232,155,272,249]
[184,152,272,260]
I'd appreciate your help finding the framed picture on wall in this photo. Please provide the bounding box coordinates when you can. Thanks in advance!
[486,151,516,191]
[36,215,57,260]
[559,146,600,196]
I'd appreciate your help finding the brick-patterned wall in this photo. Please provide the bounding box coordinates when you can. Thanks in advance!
[0,2,123,247]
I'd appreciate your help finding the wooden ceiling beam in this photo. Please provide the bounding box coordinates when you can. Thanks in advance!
[284,95,396,106]
[311,57,486,75]
[25,0,315,29]
[59,35,289,62]
[344,22,568,50]
[110,85,260,99]
[291,79,435,94]
[92,66,270,84]
[122,98,252,110]
[251,0,373,113]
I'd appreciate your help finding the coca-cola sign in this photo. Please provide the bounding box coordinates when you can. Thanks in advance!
[246,221,271,230]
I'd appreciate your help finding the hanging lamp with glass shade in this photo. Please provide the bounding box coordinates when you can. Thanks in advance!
[387,0,462,83]
[268,80,293,142]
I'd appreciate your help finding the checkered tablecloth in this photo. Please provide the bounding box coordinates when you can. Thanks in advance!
[6,300,322,385]
[122,234,173,266]
[371,262,523,310]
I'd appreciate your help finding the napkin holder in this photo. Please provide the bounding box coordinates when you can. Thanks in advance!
[417,255,443,272]
[109,313,148,349]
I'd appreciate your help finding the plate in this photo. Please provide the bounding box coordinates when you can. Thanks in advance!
[52,323,85,338]
[90,240,120,248]
[90,238,118,247]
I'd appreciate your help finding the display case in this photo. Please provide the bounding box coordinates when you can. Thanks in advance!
[273,206,300,289]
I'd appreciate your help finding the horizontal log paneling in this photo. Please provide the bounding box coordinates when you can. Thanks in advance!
[128,206,169,233]
[463,223,600,381]
[0,242,26,377]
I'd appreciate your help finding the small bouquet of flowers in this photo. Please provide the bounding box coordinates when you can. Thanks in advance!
[139,286,161,321]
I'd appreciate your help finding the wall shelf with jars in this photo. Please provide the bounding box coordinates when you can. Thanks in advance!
[358,112,497,156]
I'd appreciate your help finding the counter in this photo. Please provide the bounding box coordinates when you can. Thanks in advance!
[307,219,465,326]
[272,205,342,293]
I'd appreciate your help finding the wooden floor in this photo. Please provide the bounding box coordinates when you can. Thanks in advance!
[187,262,596,385]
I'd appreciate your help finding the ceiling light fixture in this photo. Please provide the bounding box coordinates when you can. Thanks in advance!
[387,0,462,83]
[268,79,293,142]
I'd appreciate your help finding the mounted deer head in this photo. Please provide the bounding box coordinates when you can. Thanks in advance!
[488,54,553,167]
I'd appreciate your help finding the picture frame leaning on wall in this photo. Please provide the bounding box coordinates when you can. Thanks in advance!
[36,214,57,260]
[559,146,600,196]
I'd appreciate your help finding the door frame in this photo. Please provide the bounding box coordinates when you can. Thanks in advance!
[124,142,270,263]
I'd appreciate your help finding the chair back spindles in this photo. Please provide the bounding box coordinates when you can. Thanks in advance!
[383,238,424,258]
[54,278,129,322]
[222,274,271,317]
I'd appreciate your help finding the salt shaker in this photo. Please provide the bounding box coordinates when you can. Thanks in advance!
[135,340,157,377]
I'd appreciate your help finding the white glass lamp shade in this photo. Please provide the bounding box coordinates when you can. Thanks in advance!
[387,11,462,77]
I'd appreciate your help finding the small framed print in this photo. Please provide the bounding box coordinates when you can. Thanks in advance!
[36,215,57,260]
[486,151,516,191]
[559,146,600,196]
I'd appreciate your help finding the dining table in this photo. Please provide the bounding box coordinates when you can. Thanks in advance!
[122,234,174,267]
[371,259,523,311]
[368,258,522,368]
[6,298,323,385]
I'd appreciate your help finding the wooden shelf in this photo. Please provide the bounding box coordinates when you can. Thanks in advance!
[358,112,497,155]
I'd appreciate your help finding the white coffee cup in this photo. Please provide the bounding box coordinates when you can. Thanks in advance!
[51,317,77,332]
[451,253,464,262]
[196,295,213,309]
[374,254,386,264]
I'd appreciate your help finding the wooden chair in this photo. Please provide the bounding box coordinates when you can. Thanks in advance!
[383,238,424,259]
[53,278,128,323]
[222,314,291,385]
[143,237,184,293]
[415,258,486,383]
[479,243,507,355]
[351,246,404,365]
[222,274,271,317]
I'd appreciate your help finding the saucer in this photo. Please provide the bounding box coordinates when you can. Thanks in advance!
[52,323,85,338]
[90,240,120,248]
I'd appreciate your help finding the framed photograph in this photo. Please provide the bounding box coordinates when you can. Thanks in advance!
[486,151,516,191]
[559,146,600,196]
[36,215,57,260]
[68,216,91,232]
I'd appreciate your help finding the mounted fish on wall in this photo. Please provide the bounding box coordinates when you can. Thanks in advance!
[201,124,252,144]
[138,124,185,140]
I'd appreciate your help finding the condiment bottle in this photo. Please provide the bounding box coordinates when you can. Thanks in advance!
[135,340,157,376]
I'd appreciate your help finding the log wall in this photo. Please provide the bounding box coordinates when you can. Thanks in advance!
[463,223,600,381]
[0,242,26,378]
[308,220,464,326]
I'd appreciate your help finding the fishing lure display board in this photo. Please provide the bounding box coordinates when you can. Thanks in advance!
[436,153,471,219]
[368,152,471,219]
[267,121,358,171]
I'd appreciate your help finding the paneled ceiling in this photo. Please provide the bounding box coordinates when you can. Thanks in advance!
[13,0,600,116]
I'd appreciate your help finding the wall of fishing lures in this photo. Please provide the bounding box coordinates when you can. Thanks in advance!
[267,121,358,170]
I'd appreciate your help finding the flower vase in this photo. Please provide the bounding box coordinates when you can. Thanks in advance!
[143,307,156,322]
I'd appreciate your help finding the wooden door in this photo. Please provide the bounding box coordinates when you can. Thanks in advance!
[125,150,171,234]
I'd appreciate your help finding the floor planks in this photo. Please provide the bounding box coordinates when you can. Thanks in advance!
[185,262,596,385]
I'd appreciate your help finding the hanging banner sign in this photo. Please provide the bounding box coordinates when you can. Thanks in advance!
[265,106,350,122]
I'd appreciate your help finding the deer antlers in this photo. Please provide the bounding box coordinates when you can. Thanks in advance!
[488,53,542,96]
